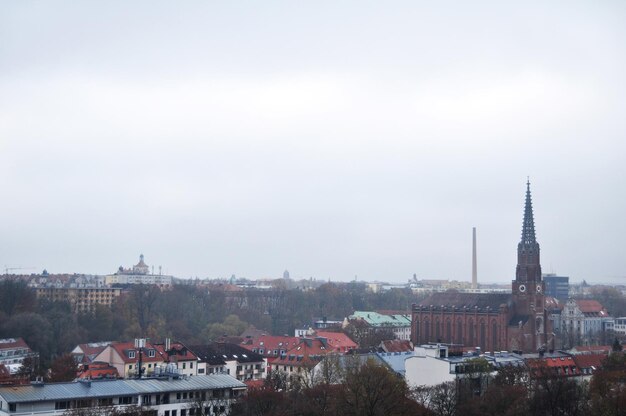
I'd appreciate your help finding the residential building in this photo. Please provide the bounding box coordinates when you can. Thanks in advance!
[379,339,413,353]
[314,331,358,353]
[346,311,412,341]
[271,338,331,382]
[93,341,166,379]
[0,339,37,374]
[560,299,611,343]
[188,343,266,382]
[71,342,113,365]
[405,347,526,387]
[613,317,626,335]
[77,362,119,380]
[35,287,121,313]
[240,335,300,370]
[525,352,581,378]
[154,341,198,378]
[0,374,246,416]
[572,353,607,381]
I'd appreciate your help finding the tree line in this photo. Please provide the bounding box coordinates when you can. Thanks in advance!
[235,352,626,416]
[0,278,421,372]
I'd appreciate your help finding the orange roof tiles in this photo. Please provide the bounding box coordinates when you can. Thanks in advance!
[381,339,413,353]
[109,342,165,364]
[575,300,608,316]
[315,331,358,352]
[78,362,119,379]
[573,353,607,370]
[241,335,301,358]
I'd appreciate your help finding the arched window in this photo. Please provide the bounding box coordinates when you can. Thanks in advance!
[435,318,441,341]
[414,319,420,343]
[446,320,452,343]
[424,320,430,341]
[492,321,498,352]
[480,320,486,350]
[468,319,475,347]
[456,319,463,344]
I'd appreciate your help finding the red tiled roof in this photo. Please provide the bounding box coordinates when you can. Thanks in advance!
[78,362,119,379]
[527,356,580,377]
[573,353,607,370]
[315,331,358,352]
[241,335,301,358]
[0,338,30,351]
[272,338,333,366]
[576,300,608,316]
[74,342,112,363]
[272,338,330,368]
[109,342,164,364]
[381,339,413,353]
[154,342,198,362]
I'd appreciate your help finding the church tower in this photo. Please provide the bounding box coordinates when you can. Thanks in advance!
[511,180,548,351]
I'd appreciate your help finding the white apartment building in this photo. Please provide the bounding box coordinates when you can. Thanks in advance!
[0,375,245,416]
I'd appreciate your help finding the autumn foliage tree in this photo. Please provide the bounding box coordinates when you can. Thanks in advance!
[49,353,78,382]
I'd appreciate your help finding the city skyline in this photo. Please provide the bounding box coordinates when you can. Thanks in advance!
[1,2,625,283]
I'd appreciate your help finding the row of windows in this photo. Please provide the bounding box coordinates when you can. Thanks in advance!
[164,406,225,416]
[128,349,157,359]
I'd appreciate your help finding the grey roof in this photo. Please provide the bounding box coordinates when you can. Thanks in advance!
[0,375,245,404]
[376,351,416,376]
[416,292,512,311]
[188,343,264,365]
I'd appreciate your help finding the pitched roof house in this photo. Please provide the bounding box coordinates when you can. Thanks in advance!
[93,341,165,379]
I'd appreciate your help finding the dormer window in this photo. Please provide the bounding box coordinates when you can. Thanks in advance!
[128,351,136,359]
[148,350,155,358]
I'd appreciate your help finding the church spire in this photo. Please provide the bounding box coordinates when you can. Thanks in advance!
[521,179,536,245]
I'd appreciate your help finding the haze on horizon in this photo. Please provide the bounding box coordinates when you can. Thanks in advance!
[1,1,625,284]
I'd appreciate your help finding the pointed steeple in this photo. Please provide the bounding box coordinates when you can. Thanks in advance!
[521,179,537,245]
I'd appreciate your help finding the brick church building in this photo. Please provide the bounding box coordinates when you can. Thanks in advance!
[411,182,553,353]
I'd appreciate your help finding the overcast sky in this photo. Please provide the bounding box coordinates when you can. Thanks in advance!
[1,1,625,284]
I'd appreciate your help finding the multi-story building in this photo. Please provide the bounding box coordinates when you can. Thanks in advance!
[105,255,173,287]
[346,311,412,341]
[94,341,166,379]
[35,287,121,313]
[71,342,113,365]
[543,274,569,301]
[0,339,38,374]
[239,335,301,371]
[271,338,334,383]
[93,340,198,379]
[0,374,246,416]
[560,299,610,340]
[612,317,626,335]
[189,343,266,382]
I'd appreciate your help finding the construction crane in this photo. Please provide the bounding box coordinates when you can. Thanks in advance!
[3,266,37,275]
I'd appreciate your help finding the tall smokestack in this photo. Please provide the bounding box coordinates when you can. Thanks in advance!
[472,227,477,289]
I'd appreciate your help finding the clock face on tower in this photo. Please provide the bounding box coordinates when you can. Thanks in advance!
[519,284,526,293]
